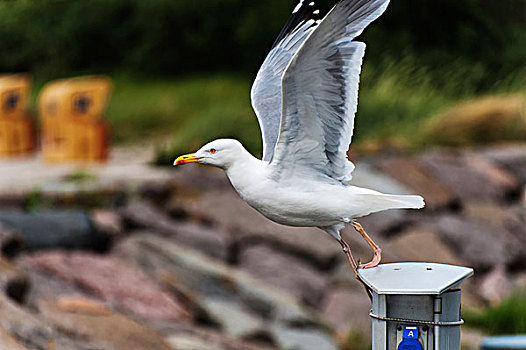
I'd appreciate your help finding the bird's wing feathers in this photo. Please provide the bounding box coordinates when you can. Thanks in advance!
[251,1,322,162]
[269,0,390,182]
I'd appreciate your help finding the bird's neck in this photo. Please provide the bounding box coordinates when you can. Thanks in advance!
[224,150,266,196]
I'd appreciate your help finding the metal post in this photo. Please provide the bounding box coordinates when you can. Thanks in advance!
[358,262,473,350]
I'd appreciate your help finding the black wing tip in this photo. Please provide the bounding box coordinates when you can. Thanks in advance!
[271,0,323,49]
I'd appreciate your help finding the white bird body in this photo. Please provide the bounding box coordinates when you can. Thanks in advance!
[175,0,425,269]
[185,139,423,237]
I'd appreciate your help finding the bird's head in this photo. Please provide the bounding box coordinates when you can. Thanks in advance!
[173,138,246,169]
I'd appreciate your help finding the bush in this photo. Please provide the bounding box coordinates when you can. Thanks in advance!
[464,289,526,334]
[0,0,524,92]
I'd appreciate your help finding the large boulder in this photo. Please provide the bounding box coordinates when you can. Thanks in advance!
[114,235,339,350]
[19,251,190,323]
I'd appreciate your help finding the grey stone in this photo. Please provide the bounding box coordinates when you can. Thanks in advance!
[479,144,526,183]
[120,199,178,233]
[418,150,518,202]
[349,162,415,195]
[19,269,87,308]
[239,245,329,306]
[166,334,223,350]
[478,266,513,305]
[321,287,371,335]
[431,215,515,270]
[0,289,56,349]
[385,225,467,266]
[0,222,24,257]
[169,188,339,268]
[163,323,276,350]
[375,156,454,210]
[38,297,172,350]
[0,210,106,250]
[200,297,264,337]
[462,202,526,265]
[121,200,230,260]
[270,325,338,350]
[91,209,123,237]
[0,256,29,304]
[19,251,190,322]
[115,235,317,326]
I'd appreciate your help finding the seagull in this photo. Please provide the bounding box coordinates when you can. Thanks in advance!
[174,0,424,276]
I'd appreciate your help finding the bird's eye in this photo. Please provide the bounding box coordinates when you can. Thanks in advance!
[210,148,217,154]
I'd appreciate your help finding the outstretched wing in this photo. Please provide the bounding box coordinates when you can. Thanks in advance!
[269,0,390,182]
[250,1,322,162]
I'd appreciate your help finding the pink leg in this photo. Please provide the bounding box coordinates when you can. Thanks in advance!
[352,221,382,269]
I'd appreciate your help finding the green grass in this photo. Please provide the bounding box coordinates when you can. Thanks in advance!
[26,58,526,164]
[464,289,526,334]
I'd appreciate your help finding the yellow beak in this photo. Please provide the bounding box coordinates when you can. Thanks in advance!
[173,153,203,166]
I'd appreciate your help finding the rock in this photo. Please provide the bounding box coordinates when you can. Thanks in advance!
[115,235,316,325]
[478,266,513,305]
[120,199,178,232]
[55,294,112,315]
[462,202,526,265]
[115,234,335,349]
[270,325,338,350]
[0,210,107,251]
[479,144,526,183]
[173,165,232,192]
[138,179,175,205]
[0,223,24,257]
[349,162,415,195]
[385,226,467,266]
[200,297,264,337]
[418,150,518,202]
[38,297,172,350]
[38,179,127,209]
[0,257,29,303]
[121,200,230,260]
[462,201,521,230]
[431,215,515,270]
[239,245,329,306]
[321,287,371,335]
[19,251,190,322]
[375,156,454,210]
[0,325,27,350]
[17,269,87,308]
[166,334,223,350]
[164,323,276,350]
[0,290,57,349]
[0,192,25,210]
[168,188,339,268]
[91,209,123,237]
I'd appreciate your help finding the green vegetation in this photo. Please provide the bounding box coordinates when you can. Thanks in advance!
[102,74,262,161]
[64,58,522,164]
[464,289,526,334]
[6,0,525,162]
[63,170,98,184]
[1,0,524,84]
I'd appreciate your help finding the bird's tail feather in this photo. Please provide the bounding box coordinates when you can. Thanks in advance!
[357,193,425,216]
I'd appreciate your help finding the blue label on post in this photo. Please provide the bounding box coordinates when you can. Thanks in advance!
[403,326,419,339]
[398,339,423,350]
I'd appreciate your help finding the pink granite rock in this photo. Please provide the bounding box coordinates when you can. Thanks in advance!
[19,251,190,322]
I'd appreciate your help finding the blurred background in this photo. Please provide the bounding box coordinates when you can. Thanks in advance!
[0,0,525,349]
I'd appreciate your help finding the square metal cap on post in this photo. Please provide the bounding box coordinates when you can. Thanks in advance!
[358,262,473,350]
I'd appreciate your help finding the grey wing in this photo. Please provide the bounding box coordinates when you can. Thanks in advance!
[250,1,322,162]
[270,0,390,182]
